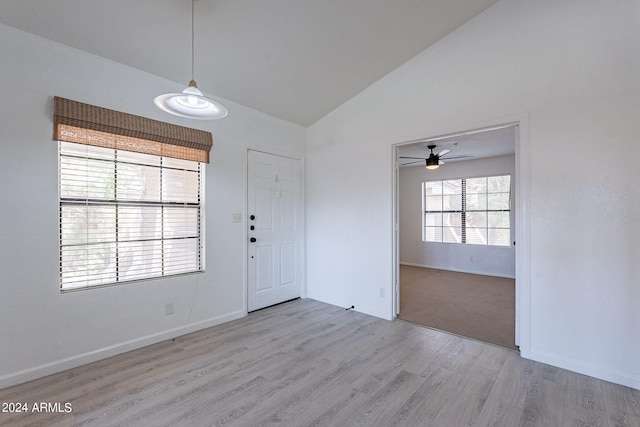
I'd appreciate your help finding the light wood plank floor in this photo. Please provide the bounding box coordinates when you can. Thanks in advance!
[1,299,638,426]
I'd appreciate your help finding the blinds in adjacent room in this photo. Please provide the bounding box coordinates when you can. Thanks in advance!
[55,97,210,290]
[423,175,511,246]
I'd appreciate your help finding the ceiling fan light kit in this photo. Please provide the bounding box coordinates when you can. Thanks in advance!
[154,0,228,120]
[425,156,439,169]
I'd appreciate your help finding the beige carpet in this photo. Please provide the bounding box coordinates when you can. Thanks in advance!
[398,265,517,350]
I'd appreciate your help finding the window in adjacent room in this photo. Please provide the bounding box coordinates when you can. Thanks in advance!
[54,97,213,290]
[422,174,511,247]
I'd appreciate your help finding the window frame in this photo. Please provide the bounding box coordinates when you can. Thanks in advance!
[59,141,205,291]
[422,174,512,247]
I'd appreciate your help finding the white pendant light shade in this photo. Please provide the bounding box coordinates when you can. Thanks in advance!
[155,80,228,120]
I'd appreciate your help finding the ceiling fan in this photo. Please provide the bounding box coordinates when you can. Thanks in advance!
[400,144,474,169]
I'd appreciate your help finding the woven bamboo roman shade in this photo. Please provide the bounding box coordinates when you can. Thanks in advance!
[53,96,213,163]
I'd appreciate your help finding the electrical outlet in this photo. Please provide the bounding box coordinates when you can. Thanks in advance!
[165,302,174,316]
[232,213,242,223]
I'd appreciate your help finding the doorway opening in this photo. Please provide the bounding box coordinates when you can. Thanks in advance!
[393,123,523,350]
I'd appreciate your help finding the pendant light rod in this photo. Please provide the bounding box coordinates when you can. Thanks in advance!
[154,0,228,120]
[191,0,195,82]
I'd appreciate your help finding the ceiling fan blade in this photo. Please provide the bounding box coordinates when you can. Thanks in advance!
[439,160,445,165]
[437,149,451,157]
[400,160,425,166]
[399,156,427,160]
[439,154,475,160]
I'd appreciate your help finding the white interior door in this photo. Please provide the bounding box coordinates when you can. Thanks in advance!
[247,150,302,311]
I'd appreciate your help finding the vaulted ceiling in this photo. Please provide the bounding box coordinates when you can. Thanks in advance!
[0,0,498,126]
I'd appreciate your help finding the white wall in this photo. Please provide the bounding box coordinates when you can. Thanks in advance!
[307,0,640,389]
[399,155,516,278]
[0,24,306,388]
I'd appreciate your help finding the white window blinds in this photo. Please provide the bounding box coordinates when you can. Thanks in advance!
[423,175,511,247]
[59,142,203,289]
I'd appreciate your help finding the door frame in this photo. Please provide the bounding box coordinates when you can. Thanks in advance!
[391,114,531,356]
[244,147,306,313]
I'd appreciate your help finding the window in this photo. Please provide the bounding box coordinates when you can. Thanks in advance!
[423,175,511,246]
[54,97,212,290]
[59,142,203,289]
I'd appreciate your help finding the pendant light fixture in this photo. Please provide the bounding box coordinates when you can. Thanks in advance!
[155,0,228,120]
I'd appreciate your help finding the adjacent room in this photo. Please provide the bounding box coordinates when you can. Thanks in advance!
[397,125,517,350]
[1,0,638,425]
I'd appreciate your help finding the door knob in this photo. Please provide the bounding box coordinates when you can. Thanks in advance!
[250,237,257,243]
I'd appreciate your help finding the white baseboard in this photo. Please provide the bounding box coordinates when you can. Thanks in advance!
[399,262,516,279]
[0,310,246,389]
[527,350,640,391]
